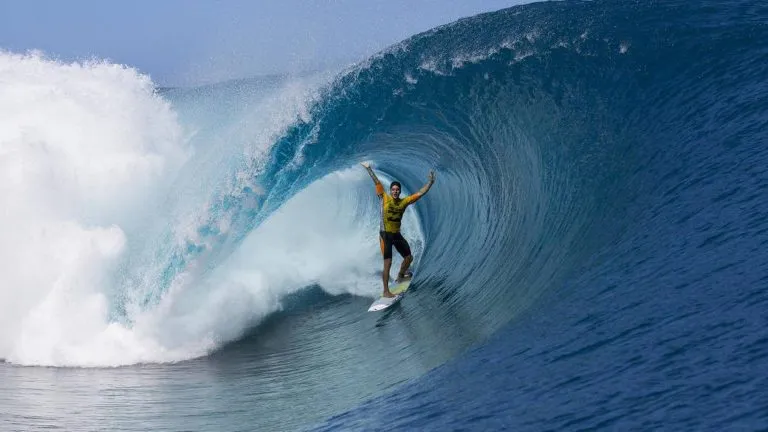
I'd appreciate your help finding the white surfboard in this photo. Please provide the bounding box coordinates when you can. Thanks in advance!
[368,279,411,312]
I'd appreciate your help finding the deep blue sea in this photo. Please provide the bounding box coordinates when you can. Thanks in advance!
[2,0,767,431]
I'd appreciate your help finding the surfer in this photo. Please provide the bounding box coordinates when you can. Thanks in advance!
[361,162,436,297]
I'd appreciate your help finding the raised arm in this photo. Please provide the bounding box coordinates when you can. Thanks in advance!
[419,170,436,195]
[361,162,384,196]
[406,170,436,204]
[360,162,381,185]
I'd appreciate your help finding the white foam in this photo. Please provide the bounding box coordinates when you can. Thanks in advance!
[619,42,631,54]
[0,51,188,366]
[0,52,421,367]
[143,167,424,350]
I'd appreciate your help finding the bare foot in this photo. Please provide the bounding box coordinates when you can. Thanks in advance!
[382,291,396,298]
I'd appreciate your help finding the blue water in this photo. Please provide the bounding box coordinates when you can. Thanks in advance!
[3,0,768,431]
[309,0,768,429]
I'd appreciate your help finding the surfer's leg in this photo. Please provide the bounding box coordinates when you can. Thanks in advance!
[382,258,394,297]
[397,255,413,282]
[393,233,413,281]
[380,231,395,297]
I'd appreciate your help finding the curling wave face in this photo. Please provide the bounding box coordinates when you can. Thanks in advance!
[3,1,768,430]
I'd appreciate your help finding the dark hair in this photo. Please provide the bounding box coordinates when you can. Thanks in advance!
[390,181,401,190]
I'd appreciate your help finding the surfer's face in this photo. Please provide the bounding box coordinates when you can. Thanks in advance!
[391,185,401,198]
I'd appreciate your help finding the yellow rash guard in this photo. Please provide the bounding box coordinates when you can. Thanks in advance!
[376,183,422,233]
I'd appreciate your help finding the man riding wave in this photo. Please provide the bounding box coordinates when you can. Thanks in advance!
[361,162,436,298]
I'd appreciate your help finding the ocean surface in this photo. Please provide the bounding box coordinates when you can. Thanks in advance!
[2,0,768,430]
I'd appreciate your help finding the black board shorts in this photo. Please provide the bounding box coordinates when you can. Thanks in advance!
[379,231,412,260]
